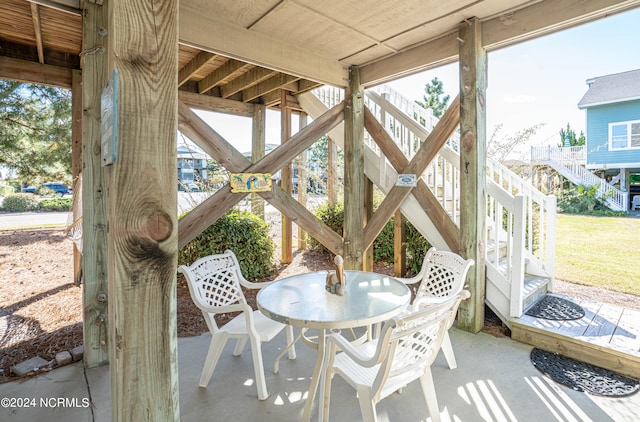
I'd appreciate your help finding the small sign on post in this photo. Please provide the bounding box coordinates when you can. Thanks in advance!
[395,174,417,187]
[230,173,273,193]
[101,69,118,166]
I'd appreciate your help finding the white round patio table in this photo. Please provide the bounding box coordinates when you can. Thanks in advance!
[257,270,411,422]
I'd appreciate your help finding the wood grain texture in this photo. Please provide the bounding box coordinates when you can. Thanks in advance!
[457,18,487,334]
[107,1,180,420]
[343,66,365,270]
[81,0,109,369]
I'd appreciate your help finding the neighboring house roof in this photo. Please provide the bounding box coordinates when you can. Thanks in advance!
[578,69,640,109]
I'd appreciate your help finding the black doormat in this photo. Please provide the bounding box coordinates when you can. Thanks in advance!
[525,295,585,320]
[530,348,640,397]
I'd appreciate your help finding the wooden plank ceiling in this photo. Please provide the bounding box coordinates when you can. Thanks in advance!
[2,0,640,108]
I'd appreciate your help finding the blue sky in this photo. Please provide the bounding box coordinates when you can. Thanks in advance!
[389,7,640,158]
[198,8,640,157]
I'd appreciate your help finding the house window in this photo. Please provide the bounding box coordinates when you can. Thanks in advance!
[609,120,640,150]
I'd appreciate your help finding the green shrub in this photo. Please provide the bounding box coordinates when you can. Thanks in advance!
[0,184,14,196]
[178,209,275,280]
[310,199,431,277]
[1,193,40,212]
[39,197,72,212]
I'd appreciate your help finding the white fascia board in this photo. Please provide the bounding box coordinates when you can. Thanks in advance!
[179,5,349,87]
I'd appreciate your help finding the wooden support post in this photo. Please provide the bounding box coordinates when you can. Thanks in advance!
[458,17,487,333]
[328,137,338,207]
[251,104,266,219]
[298,112,308,250]
[343,66,365,270]
[363,177,374,271]
[280,90,293,263]
[71,70,82,286]
[107,1,180,420]
[81,0,109,368]
[393,210,406,277]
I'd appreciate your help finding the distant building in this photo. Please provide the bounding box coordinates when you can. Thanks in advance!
[177,142,208,183]
[578,68,640,206]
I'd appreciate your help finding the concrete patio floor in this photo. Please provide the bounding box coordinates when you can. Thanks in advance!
[1,328,639,421]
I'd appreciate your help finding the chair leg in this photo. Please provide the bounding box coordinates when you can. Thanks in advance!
[249,336,269,400]
[356,388,378,422]
[233,337,248,356]
[441,331,457,369]
[419,367,441,422]
[199,335,227,388]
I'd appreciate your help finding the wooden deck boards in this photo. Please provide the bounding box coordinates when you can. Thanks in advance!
[512,294,640,379]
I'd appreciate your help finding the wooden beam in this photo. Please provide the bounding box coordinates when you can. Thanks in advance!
[260,187,344,257]
[178,90,254,117]
[81,0,109,369]
[393,210,406,277]
[179,3,348,87]
[280,90,293,264]
[296,79,323,94]
[363,96,460,251]
[360,0,640,86]
[178,51,216,87]
[30,3,45,64]
[343,66,365,271]
[364,106,460,251]
[197,59,248,94]
[178,102,345,248]
[363,177,374,272]
[297,113,308,250]
[107,0,179,419]
[177,101,251,170]
[251,104,266,219]
[220,67,276,98]
[242,73,299,102]
[0,56,72,88]
[458,17,487,334]
[71,69,82,286]
[179,185,248,249]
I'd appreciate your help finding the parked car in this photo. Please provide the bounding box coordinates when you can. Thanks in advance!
[23,182,71,196]
[178,182,200,192]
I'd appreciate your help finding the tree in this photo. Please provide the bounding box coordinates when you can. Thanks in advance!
[558,122,585,147]
[488,123,545,162]
[415,77,450,118]
[0,80,72,185]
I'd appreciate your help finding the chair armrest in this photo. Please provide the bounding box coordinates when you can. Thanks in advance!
[326,332,382,368]
[196,302,251,315]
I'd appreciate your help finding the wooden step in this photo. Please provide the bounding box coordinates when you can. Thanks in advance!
[522,275,550,311]
[512,296,640,379]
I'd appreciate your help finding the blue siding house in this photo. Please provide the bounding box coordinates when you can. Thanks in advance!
[578,69,640,208]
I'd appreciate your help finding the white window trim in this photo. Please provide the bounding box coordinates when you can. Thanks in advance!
[609,119,640,151]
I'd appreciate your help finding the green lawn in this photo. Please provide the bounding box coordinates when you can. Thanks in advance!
[555,214,640,296]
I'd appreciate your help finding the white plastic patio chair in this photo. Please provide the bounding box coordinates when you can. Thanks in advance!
[398,247,474,369]
[632,195,640,210]
[321,291,470,422]
[178,250,296,400]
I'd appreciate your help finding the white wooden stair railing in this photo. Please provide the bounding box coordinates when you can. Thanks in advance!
[531,145,627,211]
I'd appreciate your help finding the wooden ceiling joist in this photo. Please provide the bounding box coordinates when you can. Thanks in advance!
[0,55,72,88]
[197,59,250,94]
[178,51,217,87]
[30,3,44,64]
[220,67,276,98]
[242,73,299,102]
